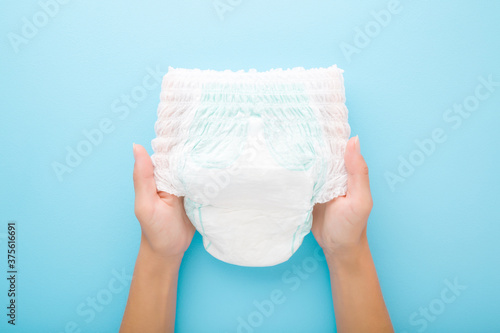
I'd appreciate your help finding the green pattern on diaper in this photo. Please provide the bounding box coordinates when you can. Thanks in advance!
[291,208,313,255]
[184,81,327,175]
[184,196,211,250]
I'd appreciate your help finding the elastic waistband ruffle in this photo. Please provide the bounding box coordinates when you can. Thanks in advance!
[160,65,346,103]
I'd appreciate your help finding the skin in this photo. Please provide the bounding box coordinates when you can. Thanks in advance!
[120,136,393,333]
[312,136,394,333]
[119,143,195,333]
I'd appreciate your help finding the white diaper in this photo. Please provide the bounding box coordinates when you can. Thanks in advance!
[151,65,350,266]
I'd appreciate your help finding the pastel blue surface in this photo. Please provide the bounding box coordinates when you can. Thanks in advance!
[1,0,499,332]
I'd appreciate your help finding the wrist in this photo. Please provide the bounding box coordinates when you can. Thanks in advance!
[139,234,184,271]
[324,234,371,271]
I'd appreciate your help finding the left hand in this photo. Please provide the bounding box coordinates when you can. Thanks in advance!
[132,143,195,261]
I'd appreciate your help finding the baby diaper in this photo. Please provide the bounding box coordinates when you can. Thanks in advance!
[151,65,350,267]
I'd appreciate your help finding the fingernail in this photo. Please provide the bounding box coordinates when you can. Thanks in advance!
[354,135,360,153]
[132,143,137,160]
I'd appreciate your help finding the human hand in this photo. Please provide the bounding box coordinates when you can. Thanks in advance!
[132,143,195,261]
[312,136,393,333]
[311,136,373,259]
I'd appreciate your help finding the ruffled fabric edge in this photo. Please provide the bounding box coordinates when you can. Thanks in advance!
[165,64,344,77]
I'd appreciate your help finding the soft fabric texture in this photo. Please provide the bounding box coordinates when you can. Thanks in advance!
[151,65,350,267]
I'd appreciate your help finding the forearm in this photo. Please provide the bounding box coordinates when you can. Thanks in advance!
[120,234,182,333]
[326,236,393,333]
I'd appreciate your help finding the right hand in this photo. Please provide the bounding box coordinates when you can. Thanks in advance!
[311,136,373,259]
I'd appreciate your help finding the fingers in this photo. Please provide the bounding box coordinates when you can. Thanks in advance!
[132,143,158,205]
[344,136,372,205]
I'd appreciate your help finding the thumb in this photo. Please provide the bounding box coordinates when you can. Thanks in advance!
[132,143,158,205]
[344,136,372,201]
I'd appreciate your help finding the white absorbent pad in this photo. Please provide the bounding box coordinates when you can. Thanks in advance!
[151,65,350,267]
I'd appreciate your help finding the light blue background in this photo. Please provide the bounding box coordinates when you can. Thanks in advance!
[1,0,499,332]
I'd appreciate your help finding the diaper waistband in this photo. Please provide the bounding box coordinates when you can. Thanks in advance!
[159,65,346,105]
